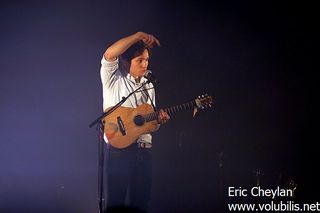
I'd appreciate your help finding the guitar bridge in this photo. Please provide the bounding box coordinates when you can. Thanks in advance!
[117,116,126,136]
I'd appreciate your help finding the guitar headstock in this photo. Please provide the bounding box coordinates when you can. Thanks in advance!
[193,94,213,117]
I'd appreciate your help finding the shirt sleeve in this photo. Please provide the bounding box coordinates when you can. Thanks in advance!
[100,56,119,89]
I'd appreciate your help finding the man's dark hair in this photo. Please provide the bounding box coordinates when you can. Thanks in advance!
[121,41,151,63]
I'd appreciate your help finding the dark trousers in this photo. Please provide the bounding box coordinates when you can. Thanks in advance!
[105,143,152,212]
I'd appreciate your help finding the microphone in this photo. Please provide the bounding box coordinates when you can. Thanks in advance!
[144,70,157,83]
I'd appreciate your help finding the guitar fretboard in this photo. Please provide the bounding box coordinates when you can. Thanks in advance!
[144,100,196,122]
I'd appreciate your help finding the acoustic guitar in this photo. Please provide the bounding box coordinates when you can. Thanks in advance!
[103,94,213,148]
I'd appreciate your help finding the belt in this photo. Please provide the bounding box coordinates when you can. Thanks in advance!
[137,142,152,149]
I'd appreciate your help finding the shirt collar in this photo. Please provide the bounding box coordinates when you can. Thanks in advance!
[126,73,148,85]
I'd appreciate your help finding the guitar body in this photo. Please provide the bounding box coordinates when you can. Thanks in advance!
[102,94,213,149]
[103,103,159,149]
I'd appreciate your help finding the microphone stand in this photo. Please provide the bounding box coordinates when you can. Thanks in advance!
[89,79,153,213]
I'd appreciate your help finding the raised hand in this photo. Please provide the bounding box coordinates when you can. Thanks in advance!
[138,32,161,48]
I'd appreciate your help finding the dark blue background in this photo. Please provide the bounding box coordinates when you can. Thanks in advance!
[1,0,317,212]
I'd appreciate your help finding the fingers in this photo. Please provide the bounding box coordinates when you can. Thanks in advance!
[142,33,161,48]
[158,109,170,124]
[154,37,161,47]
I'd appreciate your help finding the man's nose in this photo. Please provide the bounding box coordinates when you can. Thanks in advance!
[142,60,148,68]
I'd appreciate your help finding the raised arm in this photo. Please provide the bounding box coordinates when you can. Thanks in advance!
[104,32,160,61]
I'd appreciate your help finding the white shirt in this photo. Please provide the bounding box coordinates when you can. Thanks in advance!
[100,56,156,144]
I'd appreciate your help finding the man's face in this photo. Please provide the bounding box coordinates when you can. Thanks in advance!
[129,49,149,79]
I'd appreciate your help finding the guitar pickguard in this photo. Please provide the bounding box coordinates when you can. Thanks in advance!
[104,122,118,140]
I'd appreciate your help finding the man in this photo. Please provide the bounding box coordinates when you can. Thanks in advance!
[100,32,170,212]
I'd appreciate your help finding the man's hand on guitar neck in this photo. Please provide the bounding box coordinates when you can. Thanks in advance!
[158,109,170,125]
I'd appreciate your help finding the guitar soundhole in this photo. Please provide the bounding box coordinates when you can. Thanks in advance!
[134,115,145,126]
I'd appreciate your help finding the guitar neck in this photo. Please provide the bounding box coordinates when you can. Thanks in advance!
[144,100,196,122]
